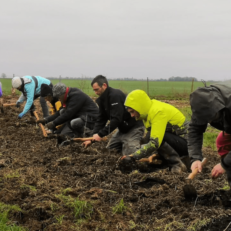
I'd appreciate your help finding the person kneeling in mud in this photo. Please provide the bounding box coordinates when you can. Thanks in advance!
[188,83,231,189]
[37,83,99,144]
[119,90,189,174]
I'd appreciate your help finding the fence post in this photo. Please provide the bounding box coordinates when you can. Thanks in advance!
[147,77,149,96]
[59,75,61,83]
[11,74,16,96]
[191,78,194,93]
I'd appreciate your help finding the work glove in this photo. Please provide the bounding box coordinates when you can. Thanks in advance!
[118,155,137,174]
[15,102,21,108]
[36,118,47,125]
[46,122,55,129]
[18,112,25,119]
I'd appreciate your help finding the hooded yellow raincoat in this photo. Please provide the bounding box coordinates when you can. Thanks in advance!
[124,90,186,159]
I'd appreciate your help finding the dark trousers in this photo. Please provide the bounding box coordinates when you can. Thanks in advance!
[163,132,189,157]
[143,131,188,157]
[30,95,49,117]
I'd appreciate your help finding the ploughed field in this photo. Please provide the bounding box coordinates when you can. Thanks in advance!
[0,96,231,231]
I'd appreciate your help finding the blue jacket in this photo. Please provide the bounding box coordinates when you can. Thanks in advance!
[17,76,50,114]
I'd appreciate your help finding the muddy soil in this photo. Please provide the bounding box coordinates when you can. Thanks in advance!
[0,97,231,231]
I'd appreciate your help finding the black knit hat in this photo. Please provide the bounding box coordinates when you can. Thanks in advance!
[41,84,53,97]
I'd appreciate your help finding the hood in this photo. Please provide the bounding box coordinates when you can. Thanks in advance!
[190,86,225,125]
[124,90,152,120]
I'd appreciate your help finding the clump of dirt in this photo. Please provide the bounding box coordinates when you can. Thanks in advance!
[0,99,231,230]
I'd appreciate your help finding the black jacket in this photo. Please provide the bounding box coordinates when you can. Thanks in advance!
[93,87,143,137]
[188,84,231,163]
[46,88,99,126]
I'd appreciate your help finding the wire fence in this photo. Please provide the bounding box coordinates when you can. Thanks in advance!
[0,75,212,99]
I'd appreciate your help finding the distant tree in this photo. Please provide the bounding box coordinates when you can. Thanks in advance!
[168,76,197,81]
[1,73,6,78]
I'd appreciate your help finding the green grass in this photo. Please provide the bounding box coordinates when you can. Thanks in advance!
[0,78,209,98]
[179,106,192,121]
[219,182,230,191]
[0,202,26,231]
[20,185,36,192]
[187,218,211,231]
[4,171,20,179]
[112,199,129,215]
[55,193,93,222]
[203,126,220,150]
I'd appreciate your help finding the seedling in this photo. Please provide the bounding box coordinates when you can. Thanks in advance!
[55,215,64,225]
[0,202,25,231]
[219,182,230,191]
[55,192,93,221]
[50,202,59,212]
[112,199,128,214]
[20,184,37,192]
[72,197,93,220]
[164,220,184,231]
[129,220,136,229]
[4,170,20,179]
[188,218,211,231]
[62,187,72,195]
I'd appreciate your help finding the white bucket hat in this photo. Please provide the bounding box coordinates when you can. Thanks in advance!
[12,77,22,88]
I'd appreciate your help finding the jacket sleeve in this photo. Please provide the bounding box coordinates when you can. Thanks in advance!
[131,111,168,159]
[17,94,26,103]
[97,96,125,137]
[188,121,207,163]
[22,82,36,114]
[52,94,86,126]
[45,110,60,122]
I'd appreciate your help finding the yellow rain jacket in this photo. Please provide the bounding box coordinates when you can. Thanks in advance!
[124,90,186,159]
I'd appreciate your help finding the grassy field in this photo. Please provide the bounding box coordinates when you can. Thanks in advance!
[1,78,209,99]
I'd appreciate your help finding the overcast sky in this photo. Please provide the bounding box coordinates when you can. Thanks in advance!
[1,0,230,80]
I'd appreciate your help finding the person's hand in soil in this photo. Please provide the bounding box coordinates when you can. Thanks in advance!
[82,140,92,148]
[47,122,55,129]
[18,112,25,119]
[211,163,225,179]
[191,160,202,173]
[15,102,20,108]
[36,118,47,125]
[118,155,137,173]
[93,134,101,142]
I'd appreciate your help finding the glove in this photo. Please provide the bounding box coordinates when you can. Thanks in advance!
[16,102,20,108]
[18,112,25,119]
[36,118,47,125]
[47,122,55,129]
[118,155,137,173]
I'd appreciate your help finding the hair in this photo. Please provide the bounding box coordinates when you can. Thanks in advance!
[91,75,109,87]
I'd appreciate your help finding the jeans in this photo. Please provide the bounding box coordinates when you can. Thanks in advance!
[106,126,145,155]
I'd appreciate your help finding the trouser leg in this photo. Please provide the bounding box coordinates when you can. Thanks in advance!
[121,126,145,156]
[40,97,49,117]
[163,132,190,170]
[157,142,187,173]
[163,132,188,157]
[141,131,189,158]
[70,117,95,138]
[106,130,123,153]
[70,118,85,137]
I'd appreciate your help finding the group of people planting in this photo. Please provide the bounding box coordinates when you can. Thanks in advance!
[9,75,231,189]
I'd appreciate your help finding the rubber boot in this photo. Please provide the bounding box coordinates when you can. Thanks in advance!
[157,142,187,174]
